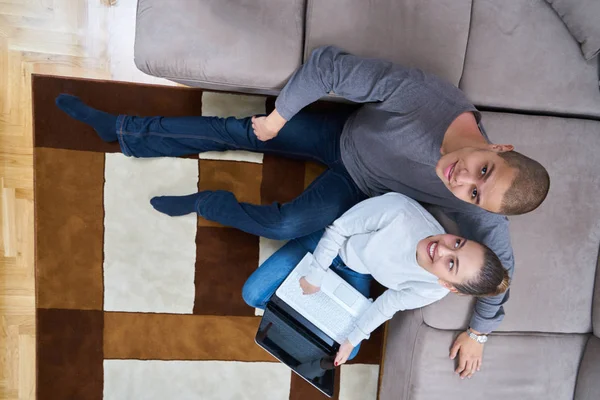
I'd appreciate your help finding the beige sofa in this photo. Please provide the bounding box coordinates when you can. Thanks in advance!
[133,1,600,398]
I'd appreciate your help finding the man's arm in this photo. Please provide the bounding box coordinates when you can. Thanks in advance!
[254,45,426,141]
[446,209,514,379]
[451,210,514,332]
[275,45,422,121]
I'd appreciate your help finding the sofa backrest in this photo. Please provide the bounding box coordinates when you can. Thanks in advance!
[134,0,306,93]
[460,0,600,118]
[421,112,600,334]
[303,0,473,87]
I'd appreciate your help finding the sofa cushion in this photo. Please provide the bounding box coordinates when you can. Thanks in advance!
[380,310,588,400]
[460,0,600,118]
[134,0,305,93]
[574,335,600,400]
[303,0,472,86]
[421,112,600,334]
[545,0,600,60]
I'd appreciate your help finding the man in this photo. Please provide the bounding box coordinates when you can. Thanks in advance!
[55,46,550,379]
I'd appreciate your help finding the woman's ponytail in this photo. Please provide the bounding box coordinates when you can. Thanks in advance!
[453,245,510,297]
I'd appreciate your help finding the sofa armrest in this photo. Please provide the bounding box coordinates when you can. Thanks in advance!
[134,0,305,91]
[379,309,425,400]
[379,311,587,400]
[575,334,600,400]
[593,248,600,337]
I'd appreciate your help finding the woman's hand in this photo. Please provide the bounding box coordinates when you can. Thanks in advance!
[252,109,287,142]
[334,340,355,367]
[299,277,320,295]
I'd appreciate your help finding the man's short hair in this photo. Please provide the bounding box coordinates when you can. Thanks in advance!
[498,151,550,215]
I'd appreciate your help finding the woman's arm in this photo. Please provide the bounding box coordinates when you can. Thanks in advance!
[333,287,445,366]
[347,287,445,347]
[304,193,410,287]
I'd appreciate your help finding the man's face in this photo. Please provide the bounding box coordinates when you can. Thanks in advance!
[436,147,516,213]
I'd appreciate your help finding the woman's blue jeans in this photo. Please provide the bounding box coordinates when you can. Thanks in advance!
[242,229,373,361]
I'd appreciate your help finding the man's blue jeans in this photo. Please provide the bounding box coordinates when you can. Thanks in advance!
[242,229,373,361]
[115,110,366,240]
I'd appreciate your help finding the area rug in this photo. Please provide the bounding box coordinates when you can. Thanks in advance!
[33,75,384,400]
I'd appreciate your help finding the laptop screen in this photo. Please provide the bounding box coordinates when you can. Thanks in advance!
[256,306,336,397]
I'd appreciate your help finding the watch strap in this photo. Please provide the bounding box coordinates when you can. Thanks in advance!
[467,328,487,343]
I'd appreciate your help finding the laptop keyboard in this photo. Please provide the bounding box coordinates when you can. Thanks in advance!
[277,274,355,344]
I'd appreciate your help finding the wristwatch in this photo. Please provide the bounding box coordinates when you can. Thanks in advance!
[467,328,488,344]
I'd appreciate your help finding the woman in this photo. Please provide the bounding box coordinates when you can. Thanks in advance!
[243,193,509,366]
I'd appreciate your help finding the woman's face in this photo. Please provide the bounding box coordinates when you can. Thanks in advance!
[416,234,484,290]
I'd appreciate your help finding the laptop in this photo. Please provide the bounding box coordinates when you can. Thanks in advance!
[255,253,372,397]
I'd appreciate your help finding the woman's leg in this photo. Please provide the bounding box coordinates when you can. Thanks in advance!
[331,259,373,361]
[241,230,324,309]
[331,259,373,299]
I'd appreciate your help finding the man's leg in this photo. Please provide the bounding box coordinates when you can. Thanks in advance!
[153,168,365,239]
[55,94,118,142]
[55,94,350,164]
[242,231,324,309]
[56,94,363,239]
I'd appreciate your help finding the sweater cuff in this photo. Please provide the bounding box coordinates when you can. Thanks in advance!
[274,98,296,121]
[468,316,494,335]
[304,265,326,288]
[347,326,369,347]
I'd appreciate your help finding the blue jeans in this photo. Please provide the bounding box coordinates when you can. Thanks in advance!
[115,110,366,240]
[242,229,373,361]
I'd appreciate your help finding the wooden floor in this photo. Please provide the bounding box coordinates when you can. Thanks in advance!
[0,1,173,398]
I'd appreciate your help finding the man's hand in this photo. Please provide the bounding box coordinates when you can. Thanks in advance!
[334,340,354,367]
[252,109,287,141]
[450,331,484,379]
[299,277,320,295]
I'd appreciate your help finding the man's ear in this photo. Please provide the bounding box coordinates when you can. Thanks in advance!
[438,279,459,293]
[489,144,514,153]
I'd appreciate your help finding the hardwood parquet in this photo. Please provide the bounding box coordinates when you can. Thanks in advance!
[0,1,173,398]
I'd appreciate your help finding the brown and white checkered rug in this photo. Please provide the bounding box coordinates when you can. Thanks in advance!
[33,75,383,400]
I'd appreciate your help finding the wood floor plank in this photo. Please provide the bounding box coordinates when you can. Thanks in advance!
[0,0,132,396]
[2,185,16,257]
[17,333,34,400]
